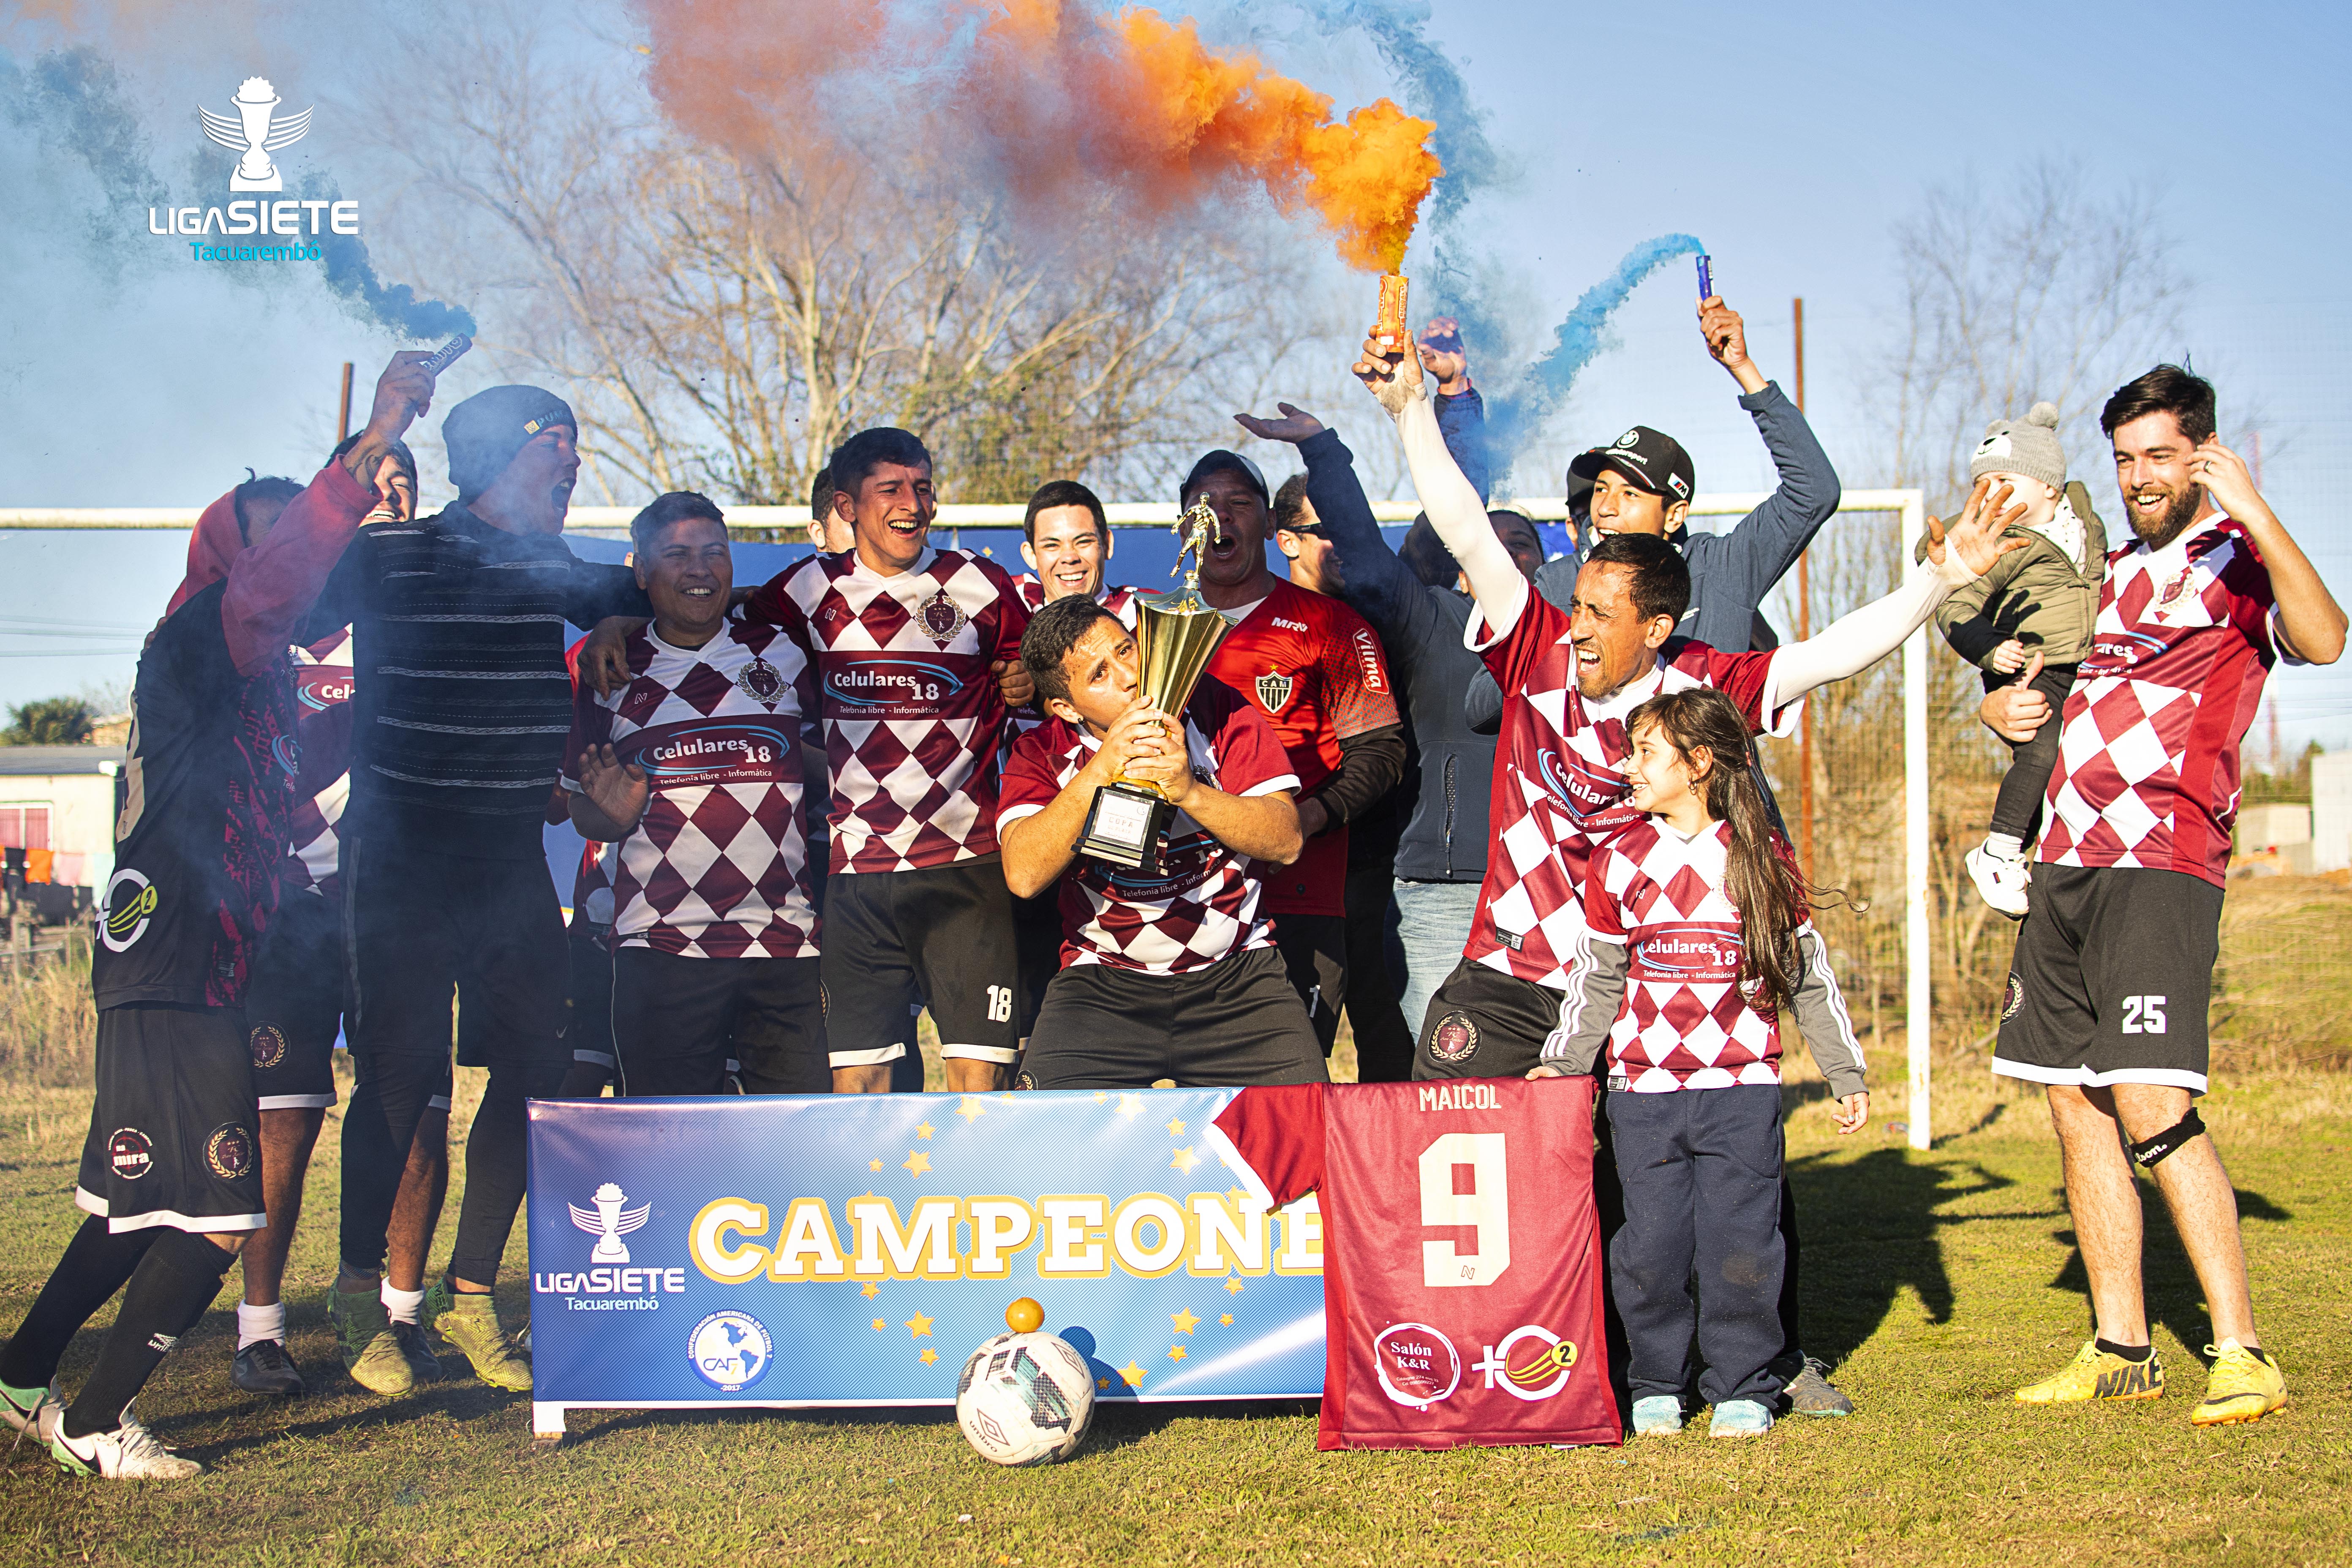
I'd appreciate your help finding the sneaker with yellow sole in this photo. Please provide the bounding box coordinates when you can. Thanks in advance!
[426,1280,534,1393]
[2014,1340,2163,1404]
[2190,1340,2285,1427]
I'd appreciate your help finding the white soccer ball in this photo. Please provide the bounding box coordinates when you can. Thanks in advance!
[955,1330,1096,1466]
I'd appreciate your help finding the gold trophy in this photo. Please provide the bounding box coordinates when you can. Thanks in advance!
[1075,500,1233,874]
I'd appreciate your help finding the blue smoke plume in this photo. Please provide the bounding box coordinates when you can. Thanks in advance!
[1481,233,1706,480]
[3,46,472,339]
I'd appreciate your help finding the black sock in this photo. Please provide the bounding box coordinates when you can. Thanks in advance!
[0,1216,155,1391]
[60,1230,235,1440]
[2096,1337,2153,1363]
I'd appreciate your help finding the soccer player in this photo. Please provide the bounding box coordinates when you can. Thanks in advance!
[728,428,1031,1092]
[1981,365,2343,1425]
[1182,446,1405,1053]
[564,493,826,1095]
[1349,332,2020,1082]
[304,382,656,1396]
[1017,479,1136,621]
[998,595,1323,1087]
[0,352,432,1478]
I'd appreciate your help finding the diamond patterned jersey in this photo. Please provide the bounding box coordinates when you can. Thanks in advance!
[1465,587,1793,990]
[561,621,819,958]
[996,678,1301,974]
[1203,579,1400,916]
[283,627,354,897]
[2038,515,2288,888]
[1570,818,1805,1092]
[745,547,1029,874]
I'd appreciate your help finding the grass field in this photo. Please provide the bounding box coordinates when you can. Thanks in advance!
[2,1042,2348,1566]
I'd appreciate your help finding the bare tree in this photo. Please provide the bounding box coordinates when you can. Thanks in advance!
[359,13,1345,509]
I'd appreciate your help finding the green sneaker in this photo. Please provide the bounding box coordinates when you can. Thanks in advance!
[329,1285,414,1396]
[2,1376,60,1445]
[427,1281,533,1393]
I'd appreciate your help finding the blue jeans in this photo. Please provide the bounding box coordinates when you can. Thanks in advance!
[1390,878,1482,1044]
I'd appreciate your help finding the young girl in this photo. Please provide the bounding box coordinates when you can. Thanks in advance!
[1533,686,1867,1437]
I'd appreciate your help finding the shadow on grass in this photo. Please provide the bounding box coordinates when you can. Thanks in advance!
[557,1396,1318,1458]
[1785,1148,2021,1369]
[2046,1182,2292,1357]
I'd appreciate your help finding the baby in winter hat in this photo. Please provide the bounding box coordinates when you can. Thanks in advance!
[1931,402,2107,917]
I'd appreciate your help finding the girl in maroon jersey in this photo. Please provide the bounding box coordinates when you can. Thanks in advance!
[1534,686,1866,1437]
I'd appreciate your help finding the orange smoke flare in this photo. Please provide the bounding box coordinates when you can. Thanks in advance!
[639,0,1443,273]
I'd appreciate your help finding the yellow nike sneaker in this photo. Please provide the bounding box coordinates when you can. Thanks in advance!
[2191,1340,2286,1427]
[2014,1340,2164,1404]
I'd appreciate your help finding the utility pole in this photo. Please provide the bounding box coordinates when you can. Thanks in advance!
[1792,297,1814,877]
[337,361,355,445]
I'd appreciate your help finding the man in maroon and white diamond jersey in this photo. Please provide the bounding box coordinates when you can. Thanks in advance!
[566,492,826,1096]
[1980,365,2344,1421]
[998,595,1325,1089]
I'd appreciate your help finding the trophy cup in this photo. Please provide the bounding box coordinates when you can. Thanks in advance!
[1075,501,1233,874]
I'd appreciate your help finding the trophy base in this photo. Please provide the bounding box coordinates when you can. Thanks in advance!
[1077,781,1174,875]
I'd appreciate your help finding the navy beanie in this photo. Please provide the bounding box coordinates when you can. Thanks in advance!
[443,385,575,500]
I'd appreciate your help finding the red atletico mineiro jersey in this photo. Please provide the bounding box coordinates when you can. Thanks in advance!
[1211,1075,1619,1451]
[1203,580,1399,915]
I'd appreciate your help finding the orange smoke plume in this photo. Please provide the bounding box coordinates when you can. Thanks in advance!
[637,0,1443,273]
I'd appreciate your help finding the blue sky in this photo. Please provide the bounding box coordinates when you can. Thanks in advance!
[1,0,2347,745]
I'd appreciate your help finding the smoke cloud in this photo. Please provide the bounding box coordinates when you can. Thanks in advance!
[1481,232,1706,475]
[634,0,1443,272]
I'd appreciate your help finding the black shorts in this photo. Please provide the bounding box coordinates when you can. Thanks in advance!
[1412,958,1565,1081]
[1017,946,1328,1090]
[1993,863,2221,1094]
[610,947,827,1096]
[344,833,570,1080]
[1271,911,1347,1054]
[244,886,343,1111]
[820,856,1020,1068]
[1013,889,1062,1034]
[77,1003,265,1234]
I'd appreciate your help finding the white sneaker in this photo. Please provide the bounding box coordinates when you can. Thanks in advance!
[49,1409,204,1480]
[1965,844,2031,918]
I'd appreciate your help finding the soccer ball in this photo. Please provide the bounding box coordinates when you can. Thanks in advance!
[955,1331,1095,1466]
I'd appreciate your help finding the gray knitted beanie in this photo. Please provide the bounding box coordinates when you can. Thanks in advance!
[1969,402,2067,493]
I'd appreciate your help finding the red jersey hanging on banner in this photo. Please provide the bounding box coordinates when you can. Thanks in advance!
[1210,1076,1618,1451]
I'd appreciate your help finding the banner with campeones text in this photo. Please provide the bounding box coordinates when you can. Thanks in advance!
[525,1089,1326,1435]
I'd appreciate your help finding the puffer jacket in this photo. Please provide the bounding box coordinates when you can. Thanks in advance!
[1922,481,2108,669]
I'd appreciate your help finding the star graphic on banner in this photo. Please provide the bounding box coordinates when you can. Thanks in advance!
[999,1093,1015,1102]
[871,1318,886,1332]
[1164,1117,1187,1136]
[1168,1345,1187,1363]
[919,1348,939,1367]
[916,1122,934,1140]
[1227,1187,1251,1208]
[1116,1094,1144,1120]
[860,1282,880,1300]
[1119,1361,1147,1388]
[957,1096,988,1124]
[906,1313,934,1339]
[1224,1277,1245,1296]
[1219,1314,1234,1327]
[904,1151,932,1176]
[1169,1146,1200,1176]
[1171,1308,1200,1335]
[1096,1377,1111,1391]
[869,1159,884,1172]
[1093,1092,1108,1105]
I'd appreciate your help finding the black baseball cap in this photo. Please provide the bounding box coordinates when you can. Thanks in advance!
[1568,425,1694,505]
[1179,449,1270,508]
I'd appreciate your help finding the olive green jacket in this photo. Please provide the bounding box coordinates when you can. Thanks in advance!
[1919,481,2109,670]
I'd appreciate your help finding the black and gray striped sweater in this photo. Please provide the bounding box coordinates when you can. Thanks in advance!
[303,504,650,859]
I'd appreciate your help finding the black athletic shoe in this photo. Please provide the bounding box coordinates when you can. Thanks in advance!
[231,1339,308,1396]
[1783,1356,1854,1416]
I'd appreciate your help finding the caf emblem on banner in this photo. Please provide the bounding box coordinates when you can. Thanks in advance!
[1253,670,1294,714]
[919,588,969,646]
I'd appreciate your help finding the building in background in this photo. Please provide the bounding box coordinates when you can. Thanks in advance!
[0,746,121,917]
[2312,752,2352,874]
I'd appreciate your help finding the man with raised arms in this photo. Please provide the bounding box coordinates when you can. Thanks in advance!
[997,596,1324,1088]
[1348,332,2023,1083]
